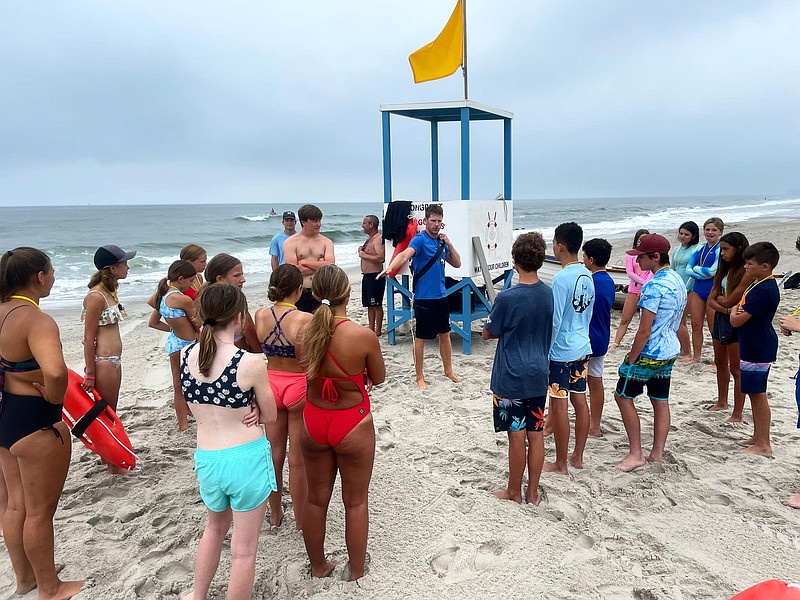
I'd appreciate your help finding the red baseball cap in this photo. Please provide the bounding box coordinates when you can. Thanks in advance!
[626,233,670,256]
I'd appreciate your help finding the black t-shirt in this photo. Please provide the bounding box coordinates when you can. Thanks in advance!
[737,278,780,363]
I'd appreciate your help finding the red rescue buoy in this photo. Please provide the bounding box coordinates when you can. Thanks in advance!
[387,217,419,278]
[62,369,137,470]
[730,580,800,600]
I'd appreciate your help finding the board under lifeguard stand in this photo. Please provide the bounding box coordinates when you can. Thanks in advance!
[380,100,514,354]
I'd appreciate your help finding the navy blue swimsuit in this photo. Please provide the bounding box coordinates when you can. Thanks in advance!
[180,343,254,408]
[0,306,63,449]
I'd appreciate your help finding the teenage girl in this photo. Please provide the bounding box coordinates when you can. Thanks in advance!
[82,245,135,473]
[205,253,261,353]
[300,265,385,581]
[685,217,724,363]
[671,221,700,358]
[149,260,198,431]
[706,232,751,422]
[610,229,652,350]
[179,244,207,301]
[0,248,84,598]
[254,264,311,530]
[180,283,277,600]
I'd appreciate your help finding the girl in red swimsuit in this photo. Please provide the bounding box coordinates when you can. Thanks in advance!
[300,264,385,581]
[254,264,312,529]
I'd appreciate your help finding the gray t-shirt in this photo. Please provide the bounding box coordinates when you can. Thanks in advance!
[485,281,553,399]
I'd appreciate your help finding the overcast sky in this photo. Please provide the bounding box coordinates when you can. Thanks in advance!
[1,0,798,207]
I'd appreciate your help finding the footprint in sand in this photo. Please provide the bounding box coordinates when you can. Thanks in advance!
[430,546,459,577]
[576,532,595,549]
[377,425,395,450]
[701,494,732,506]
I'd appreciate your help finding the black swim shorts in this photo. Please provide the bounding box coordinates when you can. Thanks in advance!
[413,298,450,340]
[361,273,386,308]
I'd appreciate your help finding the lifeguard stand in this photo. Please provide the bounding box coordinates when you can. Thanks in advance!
[380,100,514,354]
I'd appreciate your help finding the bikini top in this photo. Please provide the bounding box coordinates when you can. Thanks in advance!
[0,305,42,402]
[179,343,254,409]
[160,289,188,320]
[261,307,297,359]
[81,289,126,326]
[316,319,369,405]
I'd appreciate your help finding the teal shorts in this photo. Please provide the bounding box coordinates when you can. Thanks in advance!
[194,436,277,513]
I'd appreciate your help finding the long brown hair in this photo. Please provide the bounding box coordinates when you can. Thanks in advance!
[180,243,206,263]
[268,264,303,302]
[153,260,197,309]
[205,253,241,284]
[88,267,118,291]
[301,265,350,379]
[195,283,247,377]
[715,232,749,294]
[0,247,51,302]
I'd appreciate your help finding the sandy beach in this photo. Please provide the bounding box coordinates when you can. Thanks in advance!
[3,218,800,599]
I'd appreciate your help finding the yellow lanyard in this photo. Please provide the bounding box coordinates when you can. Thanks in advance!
[792,307,800,316]
[739,276,774,307]
[102,283,119,304]
[275,302,296,308]
[9,295,40,310]
[564,261,579,267]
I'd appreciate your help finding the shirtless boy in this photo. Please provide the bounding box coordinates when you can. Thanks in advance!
[283,204,336,313]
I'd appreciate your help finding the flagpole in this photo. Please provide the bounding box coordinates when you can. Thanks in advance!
[462,0,468,100]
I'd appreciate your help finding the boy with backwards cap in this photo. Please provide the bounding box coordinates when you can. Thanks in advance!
[614,233,687,472]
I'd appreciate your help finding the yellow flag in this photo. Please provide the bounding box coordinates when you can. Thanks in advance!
[408,0,464,84]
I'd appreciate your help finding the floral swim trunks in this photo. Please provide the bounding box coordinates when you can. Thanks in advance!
[492,394,547,432]
[548,357,589,398]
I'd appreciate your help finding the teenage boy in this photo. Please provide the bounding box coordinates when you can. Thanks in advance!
[582,238,616,438]
[545,222,595,474]
[730,241,781,458]
[269,211,297,270]
[378,204,462,389]
[482,232,553,505]
[614,234,687,472]
[283,204,335,313]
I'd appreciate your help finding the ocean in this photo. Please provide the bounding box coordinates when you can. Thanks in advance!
[3,195,798,309]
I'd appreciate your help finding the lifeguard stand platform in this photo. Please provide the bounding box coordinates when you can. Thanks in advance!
[380,100,514,354]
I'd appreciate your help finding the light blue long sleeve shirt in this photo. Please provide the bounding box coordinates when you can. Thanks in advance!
[549,263,595,362]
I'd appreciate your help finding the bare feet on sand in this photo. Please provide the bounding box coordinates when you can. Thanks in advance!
[783,494,800,509]
[525,490,541,506]
[15,564,67,595]
[617,454,647,472]
[444,371,462,383]
[311,560,340,578]
[737,437,755,446]
[492,488,522,504]
[569,454,584,469]
[646,453,663,463]
[37,580,85,600]
[543,461,568,475]
[741,444,772,457]
[588,429,604,438]
[270,507,284,528]
[724,415,744,424]
[706,401,728,411]
[683,357,701,365]
[416,376,427,390]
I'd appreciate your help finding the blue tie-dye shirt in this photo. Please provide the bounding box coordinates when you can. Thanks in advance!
[635,267,688,361]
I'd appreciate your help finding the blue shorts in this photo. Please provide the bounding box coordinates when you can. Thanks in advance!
[194,436,277,513]
[492,394,547,432]
[615,355,676,401]
[166,331,194,355]
[740,360,771,395]
[548,358,589,398]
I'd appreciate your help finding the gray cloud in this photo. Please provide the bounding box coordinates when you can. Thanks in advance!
[0,0,797,206]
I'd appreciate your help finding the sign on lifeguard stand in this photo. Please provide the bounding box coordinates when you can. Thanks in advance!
[380,100,514,354]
